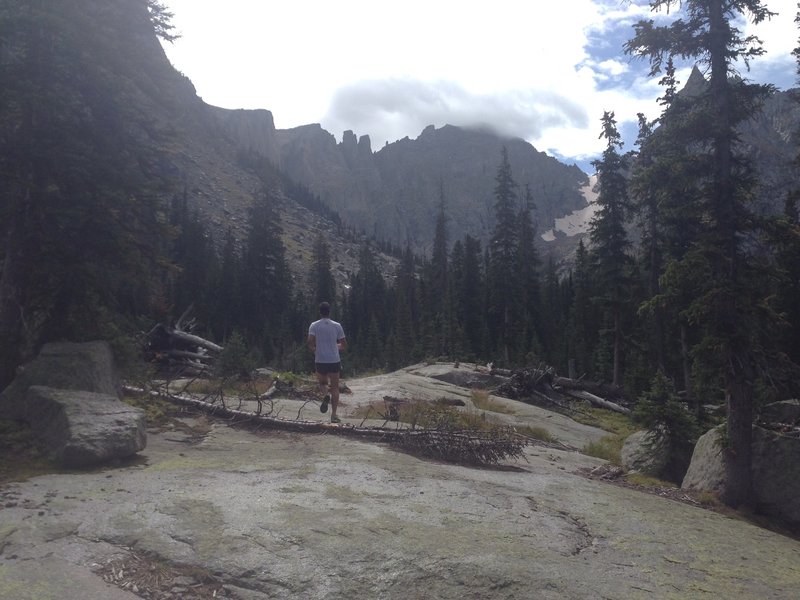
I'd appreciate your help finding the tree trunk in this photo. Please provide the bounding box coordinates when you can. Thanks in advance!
[709,0,754,509]
[723,369,754,507]
[649,222,666,373]
[612,307,621,387]
[0,193,29,388]
[680,322,695,413]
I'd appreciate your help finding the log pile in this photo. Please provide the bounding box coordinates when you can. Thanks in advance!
[493,366,632,415]
[144,306,222,375]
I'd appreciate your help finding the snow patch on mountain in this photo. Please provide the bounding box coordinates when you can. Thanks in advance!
[541,175,598,242]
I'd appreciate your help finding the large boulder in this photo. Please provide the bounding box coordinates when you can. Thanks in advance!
[759,399,800,425]
[0,341,120,420]
[620,428,670,476]
[0,340,146,467]
[25,386,146,468]
[682,419,800,525]
[751,426,800,524]
[681,425,727,494]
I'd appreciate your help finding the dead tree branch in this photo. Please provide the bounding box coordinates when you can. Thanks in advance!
[493,366,633,416]
[126,385,530,466]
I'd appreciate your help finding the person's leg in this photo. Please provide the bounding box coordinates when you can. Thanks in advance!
[316,369,331,413]
[315,370,329,398]
[328,371,340,418]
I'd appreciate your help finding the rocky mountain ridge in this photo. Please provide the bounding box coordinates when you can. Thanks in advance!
[208,111,591,252]
[138,8,799,281]
[206,89,798,260]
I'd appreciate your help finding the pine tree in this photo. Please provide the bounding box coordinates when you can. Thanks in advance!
[589,111,632,387]
[516,185,542,363]
[169,192,218,333]
[145,0,179,42]
[431,187,449,312]
[632,59,706,408]
[488,147,521,364]
[422,191,450,357]
[450,235,486,360]
[567,239,596,378]
[211,229,240,342]
[540,255,567,370]
[769,11,800,383]
[634,372,700,483]
[630,112,667,375]
[308,234,337,313]
[626,0,775,508]
[388,246,418,368]
[239,189,293,360]
[344,242,386,370]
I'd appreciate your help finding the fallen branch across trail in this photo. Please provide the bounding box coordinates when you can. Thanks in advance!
[125,384,530,466]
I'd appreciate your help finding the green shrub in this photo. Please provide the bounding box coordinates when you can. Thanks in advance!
[633,372,700,482]
[215,331,257,378]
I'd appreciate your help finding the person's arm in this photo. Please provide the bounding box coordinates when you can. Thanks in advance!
[337,337,347,352]
[307,334,316,354]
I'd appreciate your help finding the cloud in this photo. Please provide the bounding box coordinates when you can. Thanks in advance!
[323,79,588,149]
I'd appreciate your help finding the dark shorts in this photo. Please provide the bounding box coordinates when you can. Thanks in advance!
[315,362,341,375]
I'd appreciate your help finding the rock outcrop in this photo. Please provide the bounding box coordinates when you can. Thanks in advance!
[208,106,280,166]
[620,428,670,476]
[682,409,800,525]
[681,425,727,493]
[759,399,800,425]
[0,341,120,420]
[0,341,146,467]
[25,386,146,468]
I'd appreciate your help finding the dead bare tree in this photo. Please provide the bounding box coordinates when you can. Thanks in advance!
[144,305,222,375]
[493,365,632,415]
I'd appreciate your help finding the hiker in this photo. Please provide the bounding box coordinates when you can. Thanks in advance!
[307,301,346,423]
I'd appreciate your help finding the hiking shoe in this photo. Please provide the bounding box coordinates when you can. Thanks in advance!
[330,415,341,424]
[320,394,330,414]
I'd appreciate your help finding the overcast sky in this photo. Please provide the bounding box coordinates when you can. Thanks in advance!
[159,0,797,172]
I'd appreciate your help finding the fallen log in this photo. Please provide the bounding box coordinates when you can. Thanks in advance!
[564,389,631,415]
[164,349,215,363]
[552,376,630,404]
[124,385,530,465]
[167,329,222,354]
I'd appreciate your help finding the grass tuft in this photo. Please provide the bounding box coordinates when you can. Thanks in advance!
[515,425,557,444]
[575,408,639,465]
[573,407,638,436]
[470,389,515,414]
[583,435,626,464]
[626,472,674,488]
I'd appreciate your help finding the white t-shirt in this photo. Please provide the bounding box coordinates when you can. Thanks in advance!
[308,318,345,363]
